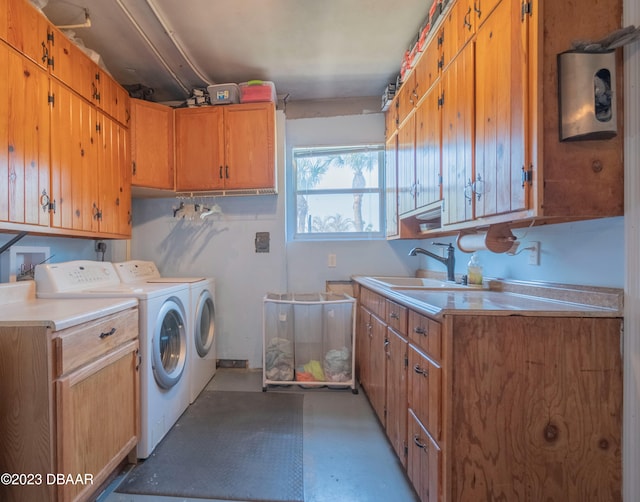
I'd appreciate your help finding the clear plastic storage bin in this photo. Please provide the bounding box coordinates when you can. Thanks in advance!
[263,292,357,393]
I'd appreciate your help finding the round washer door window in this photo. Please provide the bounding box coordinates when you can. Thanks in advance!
[195,291,215,358]
[152,298,187,389]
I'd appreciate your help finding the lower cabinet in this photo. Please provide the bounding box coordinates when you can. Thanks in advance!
[408,409,441,502]
[355,285,623,501]
[0,307,139,502]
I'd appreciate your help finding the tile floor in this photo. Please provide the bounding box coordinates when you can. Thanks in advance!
[98,368,418,502]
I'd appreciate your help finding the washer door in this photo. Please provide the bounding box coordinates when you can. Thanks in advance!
[195,290,215,358]
[152,298,187,389]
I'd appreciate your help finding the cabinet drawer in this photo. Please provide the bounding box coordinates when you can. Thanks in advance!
[386,299,407,335]
[408,310,441,360]
[407,408,441,502]
[359,287,386,320]
[408,344,441,442]
[54,308,138,376]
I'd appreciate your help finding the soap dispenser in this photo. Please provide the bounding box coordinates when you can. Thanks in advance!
[467,253,483,286]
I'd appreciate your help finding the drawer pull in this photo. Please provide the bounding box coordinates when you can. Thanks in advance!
[99,327,117,339]
[414,326,426,336]
[390,312,399,320]
[413,364,428,377]
[413,434,427,449]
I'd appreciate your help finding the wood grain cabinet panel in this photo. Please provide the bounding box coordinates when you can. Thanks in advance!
[408,310,441,360]
[449,315,622,501]
[385,133,399,238]
[385,328,408,467]
[223,103,275,190]
[385,299,407,335]
[408,343,442,442]
[0,45,50,227]
[0,0,7,41]
[441,42,474,225]
[473,0,527,219]
[175,103,275,193]
[408,408,441,502]
[0,307,140,502]
[5,0,49,70]
[131,99,175,190]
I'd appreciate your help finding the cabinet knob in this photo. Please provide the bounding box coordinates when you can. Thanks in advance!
[414,326,426,336]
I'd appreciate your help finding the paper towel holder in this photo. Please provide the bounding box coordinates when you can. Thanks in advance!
[456,224,516,254]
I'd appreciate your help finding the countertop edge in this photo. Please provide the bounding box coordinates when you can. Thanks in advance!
[352,276,623,318]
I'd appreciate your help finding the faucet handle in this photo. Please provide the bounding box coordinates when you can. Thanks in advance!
[432,242,453,249]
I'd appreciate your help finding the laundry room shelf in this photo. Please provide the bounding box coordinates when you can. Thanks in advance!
[262,292,357,393]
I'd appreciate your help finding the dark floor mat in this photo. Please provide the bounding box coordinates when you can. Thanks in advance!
[116,390,304,501]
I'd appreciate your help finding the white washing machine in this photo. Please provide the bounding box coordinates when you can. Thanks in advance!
[34,260,191,459]
[113,261,217,404]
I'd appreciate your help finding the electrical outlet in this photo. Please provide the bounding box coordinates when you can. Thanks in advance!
[528,241,540,266]
[95,241,107,253]
[328,253,337,268]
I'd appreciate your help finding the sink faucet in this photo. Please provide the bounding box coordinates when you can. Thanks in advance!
[408,242,456,282]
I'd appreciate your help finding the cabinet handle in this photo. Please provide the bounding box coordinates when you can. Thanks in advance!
[225,165,229,178]
[41,42,48,64]
[413,326,427,336]
[99,327,116,339]
[390,312,399,320]
[413,364,428,377]
[474,0,482,18]
[132,161,137,176]
[473,175,485,201]
[464,180,473,205]
[384,338,390,348]
[463,6,472,30]
[219,166,223,178]
[40,190,50,213]
[413,434,427,449]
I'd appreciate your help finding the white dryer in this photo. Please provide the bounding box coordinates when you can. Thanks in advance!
[34,260,191,459]
[114,261,217,403]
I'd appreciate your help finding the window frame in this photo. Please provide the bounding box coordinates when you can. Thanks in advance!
[287,144,386,242]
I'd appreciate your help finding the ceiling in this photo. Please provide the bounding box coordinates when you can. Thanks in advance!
[40,0,432,105]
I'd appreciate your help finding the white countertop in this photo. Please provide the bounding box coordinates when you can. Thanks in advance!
[0,281,138,331]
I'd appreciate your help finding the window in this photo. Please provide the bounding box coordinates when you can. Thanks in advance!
[289,145,385,240]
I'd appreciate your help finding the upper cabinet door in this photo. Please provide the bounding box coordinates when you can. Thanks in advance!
[224,103,275,190]
[6,0,49,70]
[474,0,527,218]
[0,0,8,42]
[0,46,50,227]
[131,99,174,190]
[442,0,475,69]
[441,42,474,226]
[175,107,225,192]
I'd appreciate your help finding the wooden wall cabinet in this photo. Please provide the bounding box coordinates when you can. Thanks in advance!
[131,99,175,190]
[0,0,131,239]
[385,133,399,238]
[385,0,623,237]
[0,43,50,228]
[175,102,276,193]
[0,307,140,502]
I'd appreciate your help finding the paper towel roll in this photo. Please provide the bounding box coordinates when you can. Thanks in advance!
[457,225,517,254]
[457,233,490,252]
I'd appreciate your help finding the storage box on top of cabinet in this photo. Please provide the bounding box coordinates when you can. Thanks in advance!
[262,292,357,393]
